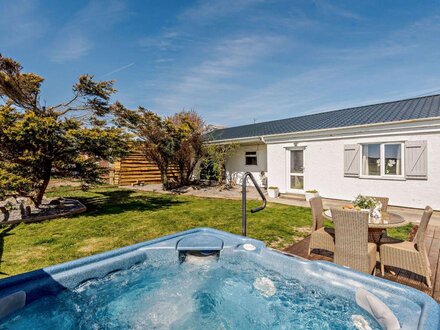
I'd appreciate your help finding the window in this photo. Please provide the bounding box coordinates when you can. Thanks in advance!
[290,150,303,173]
[361,143,403,177]
[362,144,381,176]
[245,151,257,165]
[384,144,402,175]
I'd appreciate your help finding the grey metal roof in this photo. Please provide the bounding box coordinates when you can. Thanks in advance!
[209,94,440,141]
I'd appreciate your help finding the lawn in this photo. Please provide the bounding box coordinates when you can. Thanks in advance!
[0,186,412,278]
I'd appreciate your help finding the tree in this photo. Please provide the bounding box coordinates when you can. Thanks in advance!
[201,143,238,184]
[0,54,130,206]
[170,111,205,186]
[114,105,206,189]
[113,105,178,189]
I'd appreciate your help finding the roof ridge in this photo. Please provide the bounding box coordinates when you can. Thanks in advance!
[213,93,440,132]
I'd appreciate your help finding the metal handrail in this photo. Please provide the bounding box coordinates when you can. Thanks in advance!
[242,172,267,236]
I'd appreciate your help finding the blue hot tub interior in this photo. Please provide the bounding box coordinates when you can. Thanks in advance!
[0,228,438,329]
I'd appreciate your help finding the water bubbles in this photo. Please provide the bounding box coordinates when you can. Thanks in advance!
[1,255,382,329]
[352,315,373,330]
[184,254,217,265]
[253,277,276,297]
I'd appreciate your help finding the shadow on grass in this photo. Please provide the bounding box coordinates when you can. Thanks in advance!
[74,189,187,217]
[0,224,17,276]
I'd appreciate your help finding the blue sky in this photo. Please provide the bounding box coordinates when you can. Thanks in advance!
[1,0,440,126]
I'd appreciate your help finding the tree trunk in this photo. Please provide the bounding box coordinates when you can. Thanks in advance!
[34,177,50,207]
[34,163,52,207]
[221,163,227,185]
[185,159,198,185]
[178,162,185,186]
[160,165,170,190]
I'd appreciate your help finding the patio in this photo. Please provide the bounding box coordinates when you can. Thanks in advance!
[283,224,440,303]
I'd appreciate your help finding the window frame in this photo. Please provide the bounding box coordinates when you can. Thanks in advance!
[244,151,258,166]
[360,142,405,179]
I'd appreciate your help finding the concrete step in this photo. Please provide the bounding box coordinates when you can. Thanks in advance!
[279,193,306,201]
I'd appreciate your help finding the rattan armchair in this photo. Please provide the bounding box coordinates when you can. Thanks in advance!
[308,197,335,255]
[380,206,433,287]
[331,208,377,274]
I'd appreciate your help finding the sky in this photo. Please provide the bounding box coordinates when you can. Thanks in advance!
[1,0,440,127]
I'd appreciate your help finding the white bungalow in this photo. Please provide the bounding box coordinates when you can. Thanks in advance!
[209,94,440,209]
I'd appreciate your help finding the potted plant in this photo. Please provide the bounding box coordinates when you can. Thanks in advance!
[352,195,382,221]
[267,186,279,198]
[305,189,319,202]
[352,195,377,211]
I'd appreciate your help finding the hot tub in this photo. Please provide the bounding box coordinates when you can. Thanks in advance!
[0,228,438,329]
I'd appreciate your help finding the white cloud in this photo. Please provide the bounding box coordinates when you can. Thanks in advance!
[0,0,48,47]
[139,31,182,51]
[149,34,285,112]
[50,34,93,62]
[212,61,440,125]
[134,3,440,126]
[322,42,410,62]
[322,14,440,63]
[49,0,127,62]
[179,0,264,23]
[312,0,362,20]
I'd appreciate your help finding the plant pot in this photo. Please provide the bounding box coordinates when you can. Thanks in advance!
[305,192,319,202]
[268,188,279,198]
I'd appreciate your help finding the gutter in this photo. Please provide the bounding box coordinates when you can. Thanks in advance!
[205,136,262,145]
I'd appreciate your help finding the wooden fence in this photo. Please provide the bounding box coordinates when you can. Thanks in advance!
[111,152,178,186]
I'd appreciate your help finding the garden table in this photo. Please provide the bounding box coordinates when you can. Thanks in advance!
[323,209,409,243]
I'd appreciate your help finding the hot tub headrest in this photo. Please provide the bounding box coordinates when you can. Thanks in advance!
[356,288,400,330]
[176,234,224,252]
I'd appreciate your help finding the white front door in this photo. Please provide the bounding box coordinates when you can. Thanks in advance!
[287,149,304,193]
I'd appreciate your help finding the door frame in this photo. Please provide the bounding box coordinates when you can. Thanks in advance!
[285,147,306,194]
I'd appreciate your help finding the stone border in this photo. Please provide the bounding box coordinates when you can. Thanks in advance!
[0,199,87,225]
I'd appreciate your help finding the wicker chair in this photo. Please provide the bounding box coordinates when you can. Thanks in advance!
[380,206,433,287]
[308,197,335,255]
[367,196,389,212]
[331,208,377,274]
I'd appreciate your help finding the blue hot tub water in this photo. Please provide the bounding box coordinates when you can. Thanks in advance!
[0,228,438,329]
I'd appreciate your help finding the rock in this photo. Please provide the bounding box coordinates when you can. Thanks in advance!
[81,183,90,191]
[25,206,32,217]
[0,207,9,222]
[2,197,17,208]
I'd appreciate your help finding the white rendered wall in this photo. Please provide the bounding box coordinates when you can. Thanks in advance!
[225,144,267,186]
[267,133,440,209]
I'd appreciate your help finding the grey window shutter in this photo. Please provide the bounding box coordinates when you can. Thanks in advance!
[405,141,427,180]
[344,144,360,177]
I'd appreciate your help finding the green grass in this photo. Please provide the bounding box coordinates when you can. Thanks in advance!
[0,186,313,277]
[0,186,413,278]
